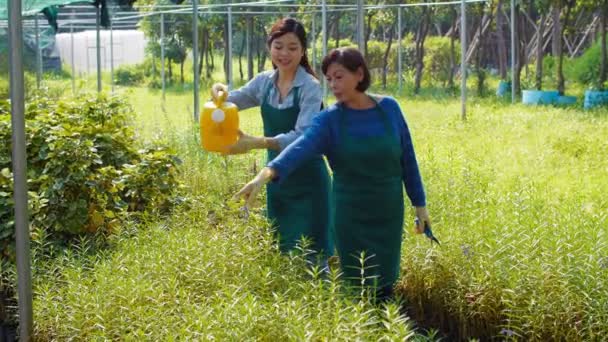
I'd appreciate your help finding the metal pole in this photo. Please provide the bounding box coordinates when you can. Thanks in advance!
[312,12,316,71]
[510,0,516,104]
[227,5,233,89]
[192,0,200,122]
[96,5,102,93]
[35,15,41,89]
[71,10,75,95]
[110,19,114,93]
[398,6,402,94]
[460,0,467,121]
[357,0,364,55]
[160,13,166,101]
[8,0,33,339]
[245,11,251,80]
[322,0,327,98]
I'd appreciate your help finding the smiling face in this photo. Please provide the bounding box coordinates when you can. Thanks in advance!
[269,33,304,74]
[325,62,364,103]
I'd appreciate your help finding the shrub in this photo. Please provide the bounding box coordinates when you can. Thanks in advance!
[113,64,145,86]
[570,38,608,89]
[422,36,461,87]
[0,94,182,258]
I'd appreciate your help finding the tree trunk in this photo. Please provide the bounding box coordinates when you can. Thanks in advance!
[180,61,184,84]
[258,23,267,73]
[257,33,263,72]
[223,19,230,85]
[448,7,457,89]
[536,14,545,90]
[335,12,342,48]
[552,5,561,57]
[513,5,521,96]
[522,5,530,80]
[238,33,245,80]
[168,59,173,81]
[382,23,395,89]
[199,28,205,78]
[152,54,156,77]
[476,10,491,96]
[247,16,254,80]
[414,8,431,94]
[198,28,204,78]
[364,12,375,60]
[209,38,215,76]
[205,31,212,78]
[558,1,574,95]
[600,7,607,89]
[496,0,508,79]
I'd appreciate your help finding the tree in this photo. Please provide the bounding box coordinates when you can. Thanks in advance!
[407,2,433,94]
[601,2,608,89]
[495,0,508,80]
[578,0,608,89]
[552,0,577,95]
[535,0,552,90]
[471,2,494,96]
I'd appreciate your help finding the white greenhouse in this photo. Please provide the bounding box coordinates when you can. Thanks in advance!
[55,30,146,74]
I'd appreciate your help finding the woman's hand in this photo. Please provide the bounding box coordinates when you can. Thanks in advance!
[223,130,265,155]
[235,167,276,208]
[414,206,431,234]
[211,83,228,101]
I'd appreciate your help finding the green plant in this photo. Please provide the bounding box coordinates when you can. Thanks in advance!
[113,64,145,86]
[0,94,182,258]
[422,36,461,87]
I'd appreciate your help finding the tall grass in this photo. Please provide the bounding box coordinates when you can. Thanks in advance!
[31,87,425,340]
[397,99,608,340]
[31,84,608,340]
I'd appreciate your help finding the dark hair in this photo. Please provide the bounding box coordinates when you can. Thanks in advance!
[267,18,317,79]
[321,47,371,92]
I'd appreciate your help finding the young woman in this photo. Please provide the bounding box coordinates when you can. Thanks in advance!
[235,47,431,300]
[211,18,332,259]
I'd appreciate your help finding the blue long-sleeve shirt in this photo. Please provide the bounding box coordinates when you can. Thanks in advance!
[227,66,323,150]
[268,96,426,207]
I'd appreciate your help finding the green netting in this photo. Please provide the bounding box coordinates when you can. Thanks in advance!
[0,0,91,20]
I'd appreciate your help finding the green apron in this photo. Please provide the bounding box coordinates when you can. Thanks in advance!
[332,97,404,289]
[261,84,333,257]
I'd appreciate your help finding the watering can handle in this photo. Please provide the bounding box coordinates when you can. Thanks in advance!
[214,90,228,106]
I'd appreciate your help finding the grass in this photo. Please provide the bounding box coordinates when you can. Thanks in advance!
[24,80,608,340]
[30,86,428,340]
[396,100,608,340]
[33,200,421,340]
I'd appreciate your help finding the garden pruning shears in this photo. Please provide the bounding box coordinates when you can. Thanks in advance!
[415,218,440,245]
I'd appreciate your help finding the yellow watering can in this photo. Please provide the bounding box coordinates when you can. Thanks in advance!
[200,90,239,153]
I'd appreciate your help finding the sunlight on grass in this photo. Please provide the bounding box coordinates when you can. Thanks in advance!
[31,85,608,340]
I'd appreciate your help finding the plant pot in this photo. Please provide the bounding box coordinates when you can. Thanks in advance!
[583,90,608,109]
[496,80,511,97]
[522,90,559,105]
[556,95,577,106]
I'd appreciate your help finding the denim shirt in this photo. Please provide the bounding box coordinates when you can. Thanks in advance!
[227,66,323,150]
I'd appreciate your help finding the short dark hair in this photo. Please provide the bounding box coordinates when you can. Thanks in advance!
[321,47,371,92]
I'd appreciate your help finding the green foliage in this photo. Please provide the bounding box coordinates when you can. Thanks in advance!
[33,200,420,340]
[113,64,146,86]
[312,36,459,88]
[22,83,608,340]
[366,40,392,70]
[422,36,461,87]
[0,94,182,259]
[0,78,7,99]
[570,38,608,89]
[312,38,356,63]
